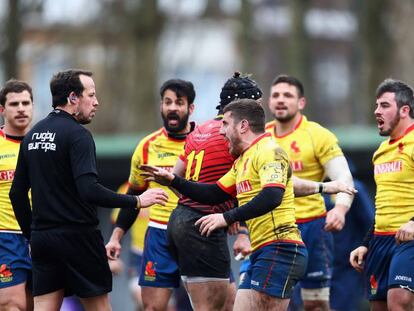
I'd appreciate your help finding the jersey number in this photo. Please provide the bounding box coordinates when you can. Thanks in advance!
[185,150,205,181]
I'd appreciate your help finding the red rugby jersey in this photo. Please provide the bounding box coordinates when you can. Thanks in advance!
[179,117,235,213]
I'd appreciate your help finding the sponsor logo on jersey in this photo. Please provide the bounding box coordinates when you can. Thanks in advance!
[307,270,323,277]
[0,169,14,181]
[193,133,211,142]
[251,279,259,286]
[395,275,412,282]
[374,160,402,174]
[236,180,252,194]
[157,152,175,159]
[0,264,13,283]
[28,131,56,152]
[144,261,157,281]
[290,160,303,171]
[0,153,16,160]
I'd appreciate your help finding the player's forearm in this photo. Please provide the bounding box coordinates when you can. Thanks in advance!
[292,176,322,197]
[109,226,126,243]
[115,206,140,232]
[324,156,355,209]
[223,187,284,224]
[171,175,232,204]
[76,173,137,208]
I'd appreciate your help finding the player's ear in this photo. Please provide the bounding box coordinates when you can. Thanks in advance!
[298,97,306,110]
[400,104,410,117]
[240,119,249,133]
[188,103,195,115]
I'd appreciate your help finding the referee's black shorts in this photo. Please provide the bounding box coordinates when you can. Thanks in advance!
[167,204,230,279]
[30,227,112,298]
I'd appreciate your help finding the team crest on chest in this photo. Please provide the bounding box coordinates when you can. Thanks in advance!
[290,141,300,153]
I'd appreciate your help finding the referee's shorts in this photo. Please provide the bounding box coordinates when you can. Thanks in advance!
[30,227,112,298]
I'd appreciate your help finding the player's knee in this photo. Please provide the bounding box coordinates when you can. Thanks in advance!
[143,299,168,311]
[388,287,414,311]
[0,297,26,311]
[302,287,330,311]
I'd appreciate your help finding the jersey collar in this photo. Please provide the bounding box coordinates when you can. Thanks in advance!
[389,122,414,144]
[242,132,271,155]
[272,115,305,138]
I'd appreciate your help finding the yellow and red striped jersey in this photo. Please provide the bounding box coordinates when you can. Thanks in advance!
[266,116,343,221]
[217,133,302,251]
[128,128,186,225]
[0,130,22,232]
[373,124,414,233]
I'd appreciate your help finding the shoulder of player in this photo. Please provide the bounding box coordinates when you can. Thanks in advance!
[300,119,337,138]
[135,128,165,147]
[265,120,275,131]
[372,138,393,161]
[188,119,222,138]
[251,139,289,167]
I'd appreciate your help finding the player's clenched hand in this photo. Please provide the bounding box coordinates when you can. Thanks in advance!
[106,239,122,260]
[323,180,358,195]
[324,204,347,231]
[349,246,368,273]
[233,233,251,257]
[395,220,414,244]
[195,213,227,237]
[139,188,169,207]
[140,164,175,186]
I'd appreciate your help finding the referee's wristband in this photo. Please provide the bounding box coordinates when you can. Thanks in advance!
[237,229,249,236]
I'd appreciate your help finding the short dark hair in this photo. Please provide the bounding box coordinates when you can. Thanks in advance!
[0,79,33,106]
[376,78,414,118]
[50,69,93,108]
[271,74,305,98]
[160,79,196,105]
[223,98,265,134]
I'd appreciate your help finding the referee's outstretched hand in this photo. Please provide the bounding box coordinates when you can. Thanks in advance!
[139,188,169,208]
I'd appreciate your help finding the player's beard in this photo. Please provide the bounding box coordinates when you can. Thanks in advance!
[380,112,400,136]
[274,111,296,123]
[162,111,190,133]
[228,134,243,158]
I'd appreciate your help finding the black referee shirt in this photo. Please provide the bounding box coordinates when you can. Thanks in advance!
[13,109,103,231]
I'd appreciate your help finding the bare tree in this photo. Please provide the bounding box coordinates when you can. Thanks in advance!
[2,0,21,78]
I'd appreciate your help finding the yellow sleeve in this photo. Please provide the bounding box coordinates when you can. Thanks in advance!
[256,145,290,189]
[217,165,237,196]
[314,127,343,165]
[128,141,148,190]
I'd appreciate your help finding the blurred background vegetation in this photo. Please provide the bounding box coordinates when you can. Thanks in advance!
[2,1,413,309]
[2,0,414,134]
[2,0,414,197]
[2,0,413,191]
